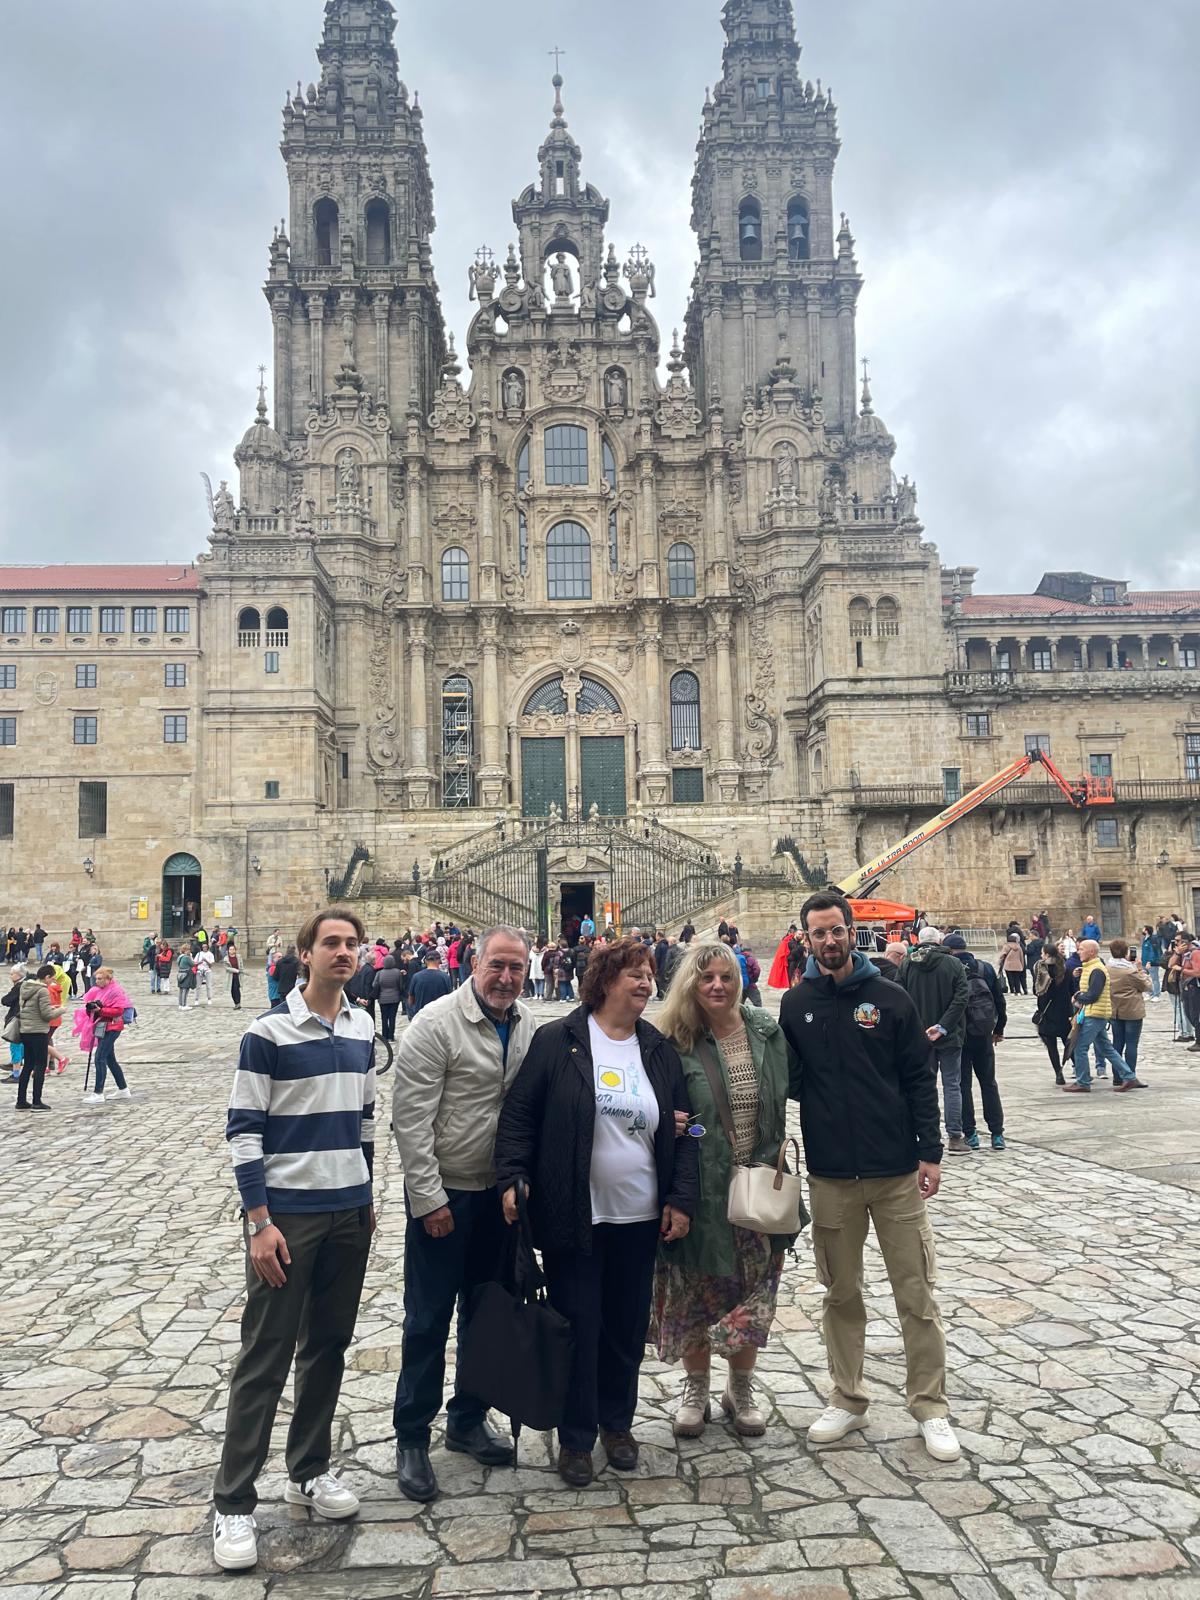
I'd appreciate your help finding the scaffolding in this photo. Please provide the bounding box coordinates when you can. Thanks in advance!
[441,675,475,807]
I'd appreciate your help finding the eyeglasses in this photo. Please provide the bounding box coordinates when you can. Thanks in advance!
[809,927,849,940]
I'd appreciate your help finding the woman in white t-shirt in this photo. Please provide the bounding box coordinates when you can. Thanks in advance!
[495,938,698,1490]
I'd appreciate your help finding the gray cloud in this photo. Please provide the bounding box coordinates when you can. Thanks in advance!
[1,0,1195,592]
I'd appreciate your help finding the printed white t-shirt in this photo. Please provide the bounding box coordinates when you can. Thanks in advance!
[587,1015,661,1225]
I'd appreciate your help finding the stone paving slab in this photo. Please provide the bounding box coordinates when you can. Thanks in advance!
[1,970,1198,1596]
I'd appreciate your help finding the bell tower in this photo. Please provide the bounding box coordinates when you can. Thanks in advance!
[685,0,862,432]
[265,0,444,439]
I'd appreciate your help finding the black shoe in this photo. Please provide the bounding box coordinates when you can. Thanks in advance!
[395,1444,438,1503]
[600,1429,639,1471]
[14,1102,30,1111]
[445,1420,514,1467]
[30,1102,50,1112]
[557,1446,594,1488]
[1054,1072,1066,1085]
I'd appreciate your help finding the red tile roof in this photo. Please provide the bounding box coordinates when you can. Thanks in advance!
[0,564,199,594]
[960,591,1200,620]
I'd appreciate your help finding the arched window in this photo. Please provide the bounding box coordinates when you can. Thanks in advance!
[602,440,617,491]
[237,607,261,647]
[739,197,763,262]
[441,547,470,603]
[547,521,592,600]
[876,596,900,637]
[365,199,391,265]
[787,197,811,262]
[545,425,589,486]
[524,677,569,715]
[517,441,530,492]
[670,671,702,751]
[314,199,339,267]
[265,606,289,647]
[579,675,620,714]
[848,597,872,638]
[442,675,474,808]
[266,607,289,631]
[668,543,697,598]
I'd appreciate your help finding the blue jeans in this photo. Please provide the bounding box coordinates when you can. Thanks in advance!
[93,1031,127,1095]
[1111,1018,1143,1073]
[1073,1016,1134,1085]
[1149,966,1161,998]
[1175,993,1195,1040]
[933,1046,963,1138]
[149,970,160,993]
[557,981,573,1002]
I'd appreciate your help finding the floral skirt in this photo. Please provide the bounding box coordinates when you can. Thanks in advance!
[650,1227,784,1362]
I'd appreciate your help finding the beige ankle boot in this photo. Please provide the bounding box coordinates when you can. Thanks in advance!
[673,1370,711,1438]
[721,1369,766,1436]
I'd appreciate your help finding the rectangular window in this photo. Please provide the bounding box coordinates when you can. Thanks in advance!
[942,768,962,804]
[265,780,280,799]
[996,649,1012,672]
[164,663,187,688]
[0,783,12,838]
[965,713,991,738]
[672,767,704,804]
[756,76,771,98]
[131,607,157,634]
[1186,734,1200,782]
[79,780,107,838]
[1193,816,1200,850]
[0,718,15,746]
[0,665,14,689]
[73,716,97,745]
[99,607,124,634]
[855,640,864,669]
[1184,649,1198,670]
[1025,733,1051,756]
[33,607,59,634]
[75,664,97,689]
[1101,586,1117,603]
[1,608,26,635]
[1094,817,1119,848]
[340,752,350,781]
[1089,753,1113,780]
[164,607,189,634]
[1014,856,1031,876]
[544,425,589,486]
[265,651,280,674]
[1031,650,1052,672]
[163,715,188,744]
[67,607,92,634]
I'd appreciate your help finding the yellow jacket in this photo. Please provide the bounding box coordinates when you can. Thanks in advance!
[1077,956,1112,1020]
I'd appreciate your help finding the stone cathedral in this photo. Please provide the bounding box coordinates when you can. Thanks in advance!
[2,0,1197,943]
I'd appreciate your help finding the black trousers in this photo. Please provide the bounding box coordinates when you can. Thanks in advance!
[16,1032,49,1106]
[379,1002,399,1041]
[231,972,242,1008]
[1039,1025,1072,1074]
[1005,970,1027,994]
[392,1188,505,1448]
[543,1219,660,1453]
[959,1034,1004,1137]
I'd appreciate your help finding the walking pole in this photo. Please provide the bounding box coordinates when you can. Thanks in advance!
[84,1044,93,1094]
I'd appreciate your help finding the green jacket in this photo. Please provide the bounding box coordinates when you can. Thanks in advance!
[667,1004,791,1277]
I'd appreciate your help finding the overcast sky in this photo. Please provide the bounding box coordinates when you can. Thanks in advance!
[1,0,1196,592]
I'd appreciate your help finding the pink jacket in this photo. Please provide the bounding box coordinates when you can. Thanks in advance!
[72,980,131,1053]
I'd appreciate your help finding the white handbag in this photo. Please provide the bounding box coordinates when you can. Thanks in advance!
[697,1041,810,1235]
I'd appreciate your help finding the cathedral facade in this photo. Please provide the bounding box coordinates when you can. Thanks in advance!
[2,0,1198,945]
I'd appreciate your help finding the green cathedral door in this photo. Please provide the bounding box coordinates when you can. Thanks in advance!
[581,737,627,817]
[521,738,567,817]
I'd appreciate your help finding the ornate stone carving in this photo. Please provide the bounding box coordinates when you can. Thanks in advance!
[367,608,400,772]
[558,621,583,666]
[433,501,478,543]
[428,345,476,443]
[501,368,526,416]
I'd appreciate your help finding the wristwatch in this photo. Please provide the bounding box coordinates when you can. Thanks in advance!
[247,1215,274,1236]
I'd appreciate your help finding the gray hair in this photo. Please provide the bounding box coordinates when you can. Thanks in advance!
[9,964,26,980]
[476,925,532,963]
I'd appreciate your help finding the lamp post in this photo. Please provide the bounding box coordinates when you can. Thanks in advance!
[83,856,94,877]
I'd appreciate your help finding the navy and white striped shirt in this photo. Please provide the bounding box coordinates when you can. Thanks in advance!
[227,985,376,1214]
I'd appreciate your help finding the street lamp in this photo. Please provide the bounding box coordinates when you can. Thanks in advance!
[412,860,421,888]
[250,855,262,875]
[1157,849,1171,868]
[82,856,94,876]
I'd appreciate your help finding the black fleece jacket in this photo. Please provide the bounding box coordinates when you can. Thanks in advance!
[493,1005,698,1255]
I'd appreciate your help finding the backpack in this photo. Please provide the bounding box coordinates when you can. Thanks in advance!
[964,967,998,1038]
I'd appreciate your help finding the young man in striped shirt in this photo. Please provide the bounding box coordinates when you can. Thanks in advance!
[212,908,376,1572]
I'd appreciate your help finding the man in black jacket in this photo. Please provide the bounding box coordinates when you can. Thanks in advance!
[943,935,1007,1150]
[780,891,960,1464]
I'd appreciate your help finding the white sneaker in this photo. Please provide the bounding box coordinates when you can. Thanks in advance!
[111,1087,132,1099]
[807,1406,868,1445]
[283,1471,360,1520]
[919,1416,961,1462]
[213,1511,258,1570]
[81,1092,106,1106]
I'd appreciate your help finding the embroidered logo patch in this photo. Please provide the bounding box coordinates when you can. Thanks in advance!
[854,1003,881,1030]
[805,1012,814,1023]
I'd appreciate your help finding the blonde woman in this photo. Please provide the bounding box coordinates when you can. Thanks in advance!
[651,941,791,1439]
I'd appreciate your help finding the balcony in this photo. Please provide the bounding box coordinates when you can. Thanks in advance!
[237,631,260,649]
[843,779,1200,811]
[947,670,1015,697]
[265,630,289,649]
[954,666,1200,696]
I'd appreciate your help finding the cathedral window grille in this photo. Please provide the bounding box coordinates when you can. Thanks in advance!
[2,608,26,635]
[365,199,391,266]
[787,197,811,262]
[67,607,91,634]
[265,607,289,647]
[441,547,470,603]
[524,677,569,716]
[547,521,592,600]
[99,607,124,635]
[165,607,190,634]
[608,511,619,574]
[875,596,900,637]
[603,441,617,492]
[314,199,339,267]
[132,607,157,634]
[545,425,589,486]
[668,543,697,599]
[33,607,59,634]
[238,607,262,648]
[517,442,530,493]
[442,675,475,808]
[670,672,702,751]
[1185,734,1200,781]
[739,197,763,262]
[578,676,620,715]
[848,598,872,638]
[672,767,704,804]
[518,512,529,575]
[79,780,107,838]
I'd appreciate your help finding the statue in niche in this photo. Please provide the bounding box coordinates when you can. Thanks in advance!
[550,251,575,300]
[213,480,236,530]
[502,369,526,413]
[605,369,627,409]
[774,442,798,491]
[336,448,361,500]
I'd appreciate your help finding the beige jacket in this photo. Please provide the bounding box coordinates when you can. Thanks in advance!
[18,978,62,1037]
[1107,960,1150,1021]
[392,979,538,1217]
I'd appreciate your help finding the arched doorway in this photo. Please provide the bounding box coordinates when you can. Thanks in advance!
[518,674,628,818]
[162,853,202,939]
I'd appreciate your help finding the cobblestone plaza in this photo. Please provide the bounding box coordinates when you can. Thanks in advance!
[3,974,1200,1598]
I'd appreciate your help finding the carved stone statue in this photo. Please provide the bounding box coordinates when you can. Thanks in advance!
[550,251,574,300]
[775,442,798,491]
[502,369,526,413]
[605,369,627,409]
[213,480,236,530]
[336,448,361,500]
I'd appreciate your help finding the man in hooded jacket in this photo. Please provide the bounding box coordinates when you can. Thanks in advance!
[899,927,970,1155]
[943,934,1007,1150]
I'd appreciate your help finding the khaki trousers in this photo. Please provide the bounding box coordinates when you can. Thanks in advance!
[808,1173,947,1421]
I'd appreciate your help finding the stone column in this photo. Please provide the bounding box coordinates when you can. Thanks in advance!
[373,294,390,407]
[638,604,669,806]
[406,613,434,809]
[478,459,498,602]
[712,607,741,803]
[307,293,326,402]
[741,296,757,399]
[478,610,506,808]
[836,286,856,432]
[271,291,293,434]
[1171,635,1182,667]
[805,285,822,397]
[406,459,427,603]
